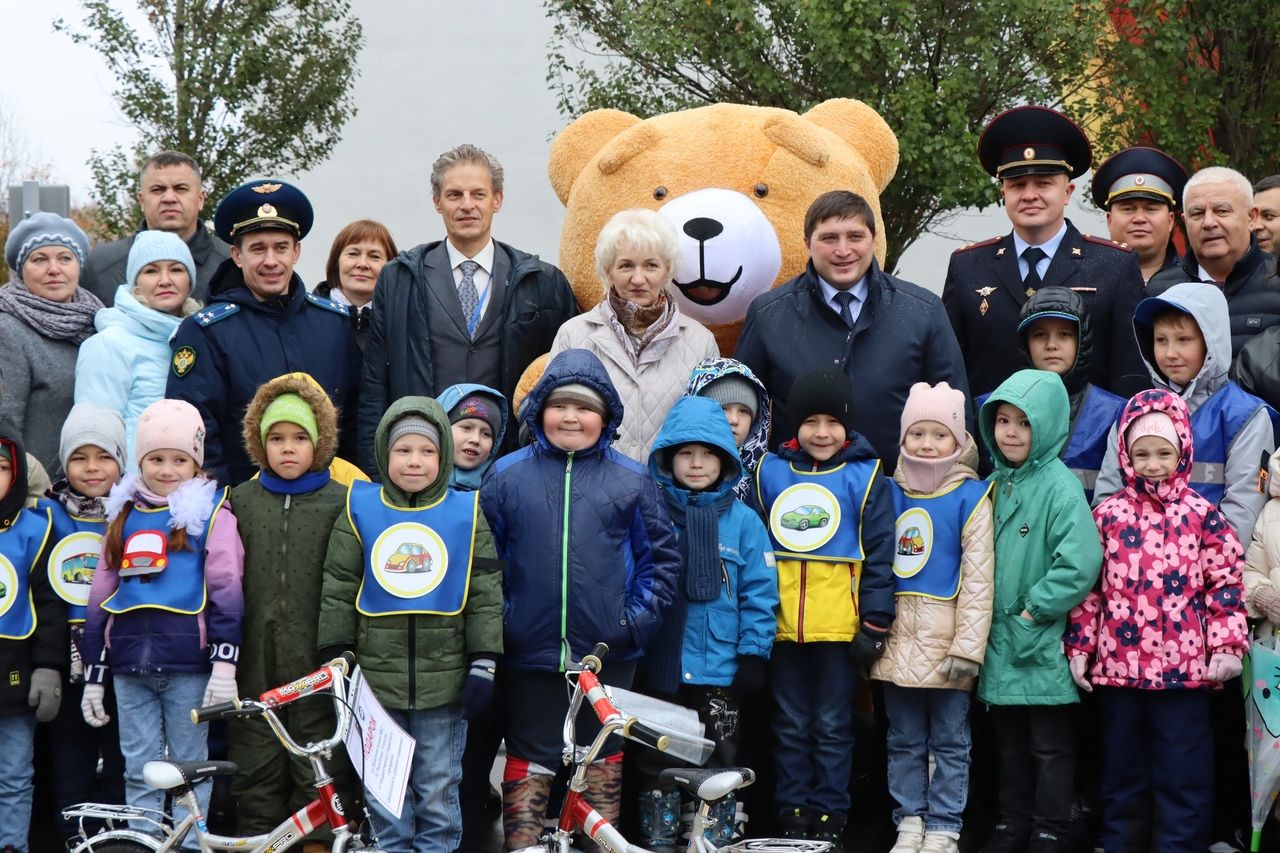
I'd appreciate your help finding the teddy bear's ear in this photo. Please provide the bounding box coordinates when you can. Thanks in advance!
[802,99,900,192]
[762,114,831,168]
[548,109,642,205]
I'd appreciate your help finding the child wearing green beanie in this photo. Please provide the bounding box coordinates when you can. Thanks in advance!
[227,373,357,843]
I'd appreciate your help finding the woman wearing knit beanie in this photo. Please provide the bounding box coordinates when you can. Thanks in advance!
[74,231,201,470]
[0,211,103,474]
[871,381,995,853]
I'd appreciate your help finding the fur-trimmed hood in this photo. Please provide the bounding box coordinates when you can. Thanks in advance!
[242,372,340,474]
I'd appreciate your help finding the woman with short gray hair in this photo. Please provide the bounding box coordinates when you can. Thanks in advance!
[0,212,102,474]
[549,208,719,461]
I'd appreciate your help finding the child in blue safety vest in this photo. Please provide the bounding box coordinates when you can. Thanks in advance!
[872,382,994,853]
[0,418,66,853]
[39,403,128,841]
[755,368,896,852]
[318,396,503,853]
[80,399,243,852]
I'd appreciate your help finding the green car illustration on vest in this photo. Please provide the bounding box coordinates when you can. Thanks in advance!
[780,504,831,531]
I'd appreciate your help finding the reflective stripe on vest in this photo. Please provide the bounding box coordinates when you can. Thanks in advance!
[0,507,52,640]
[757,454,878,561]
[1062,386,1125,503]
[1189,385,1276,507]
[889,479,992,600]
[348,480,478,617]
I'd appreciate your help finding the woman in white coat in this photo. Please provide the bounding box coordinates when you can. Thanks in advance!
[549,209,719,461]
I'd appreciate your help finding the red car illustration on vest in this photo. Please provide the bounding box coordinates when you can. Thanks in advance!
[385,543,433,574]
[120,530,168,579]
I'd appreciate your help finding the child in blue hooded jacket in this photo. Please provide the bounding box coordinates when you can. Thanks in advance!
[637,395,778,850]
[438,383,508,491]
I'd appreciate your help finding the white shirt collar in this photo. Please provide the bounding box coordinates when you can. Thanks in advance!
[445,239,495,274]
[817,273,868,308]
[1012,221,1069,260]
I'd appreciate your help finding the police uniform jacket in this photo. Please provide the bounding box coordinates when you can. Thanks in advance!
[165,260,361,485]
[942,220,1148,399]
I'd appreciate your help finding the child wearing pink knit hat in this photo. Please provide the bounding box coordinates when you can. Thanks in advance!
[872,381,995,853]
[80,398,244,846]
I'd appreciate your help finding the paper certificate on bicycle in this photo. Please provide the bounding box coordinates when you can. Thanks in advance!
[344,665,413,819]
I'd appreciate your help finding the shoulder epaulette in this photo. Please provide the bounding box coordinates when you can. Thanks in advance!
[953,236,1003,254]
[305,291,352,317]
[1082,234,1134,252]
[193,303,241,327]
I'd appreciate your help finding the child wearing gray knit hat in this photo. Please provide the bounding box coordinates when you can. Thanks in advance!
[60,403,128,475]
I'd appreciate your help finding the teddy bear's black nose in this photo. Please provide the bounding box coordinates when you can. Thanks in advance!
[683,217,723,242]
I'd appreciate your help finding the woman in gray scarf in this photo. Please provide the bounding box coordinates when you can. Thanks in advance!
[0,212,103,475]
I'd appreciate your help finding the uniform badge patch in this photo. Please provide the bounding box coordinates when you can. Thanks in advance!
[976,286,996,316]
[172,346,196,378]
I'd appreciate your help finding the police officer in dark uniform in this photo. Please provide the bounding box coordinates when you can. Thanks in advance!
[1092,146,1188,284]
[942,106,1148,399]
[166,180,361,484]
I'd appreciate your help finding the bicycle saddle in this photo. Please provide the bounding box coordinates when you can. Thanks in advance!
[143,759,238,790]
[659,766,756,802]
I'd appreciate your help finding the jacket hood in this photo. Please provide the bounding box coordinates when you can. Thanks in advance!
[242,372,340,473]
[979,369,1070,473]
[648,396,743,504]
[522,348,624,455]
[437,382,509,490]
[0,418,28,525]
[1134,281,1230,404]
[1017,286,1091,395]
[684,356,772,472]
[1114,388,1194,503]
[1270,446,1280,499]
[374,396,454,505]
[96,284,185,343]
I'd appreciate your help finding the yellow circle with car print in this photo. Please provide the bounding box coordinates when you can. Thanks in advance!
[48,532,102,607]
[0,555,18,619]
[769,483,841,552]
[892,508,933,578]
[370,523,449,599]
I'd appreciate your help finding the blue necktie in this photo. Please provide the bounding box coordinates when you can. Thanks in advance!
[833,291,856,329]
[458,260,480,338]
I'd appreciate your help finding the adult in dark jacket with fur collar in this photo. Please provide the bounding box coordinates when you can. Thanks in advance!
[358,144,576,474]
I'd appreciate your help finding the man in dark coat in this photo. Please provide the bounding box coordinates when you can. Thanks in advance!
[734,190,970,468]
[80,151,229,306]
[165,180,361,485]
[942,106,1148,399]
[1148,166,1280,362]
[358,144,576,473]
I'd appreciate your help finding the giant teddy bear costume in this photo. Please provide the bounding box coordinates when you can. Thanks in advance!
[547,98,901,353]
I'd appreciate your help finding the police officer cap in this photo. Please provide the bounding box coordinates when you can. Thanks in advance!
[978,105,1092,180]
[213,179,314,243]
[1090,146,1188,210]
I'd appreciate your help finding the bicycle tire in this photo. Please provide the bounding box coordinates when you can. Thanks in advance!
[77,841,157,853]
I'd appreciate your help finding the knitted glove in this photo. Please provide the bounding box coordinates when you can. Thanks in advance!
[941,655,981,683]
[731,656,767,694]
[848,623,889,674]
[1252,585,1280,624]
[1069,655,1093,693]
[82,684,110,728]
[201,661,238,708]
[1207,652,1244,683]
[28,667,62,723]
[462,657,497,722]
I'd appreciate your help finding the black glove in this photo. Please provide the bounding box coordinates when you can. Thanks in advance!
[730,655,766,694]
[848,623,889,668]
[462,656,498,721]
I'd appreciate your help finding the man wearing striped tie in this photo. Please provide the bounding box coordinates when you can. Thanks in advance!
[358,143,577,473]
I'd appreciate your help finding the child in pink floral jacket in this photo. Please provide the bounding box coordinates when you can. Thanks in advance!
[1065,387,1247,853]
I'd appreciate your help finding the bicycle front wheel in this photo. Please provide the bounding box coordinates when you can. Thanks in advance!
[75,842,158,853]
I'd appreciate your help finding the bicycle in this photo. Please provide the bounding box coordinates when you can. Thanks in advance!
[62,654,386,853]
[515,642,831,853]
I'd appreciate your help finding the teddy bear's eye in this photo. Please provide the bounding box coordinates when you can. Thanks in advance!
[653,186,668,200]
[754,183,769,198]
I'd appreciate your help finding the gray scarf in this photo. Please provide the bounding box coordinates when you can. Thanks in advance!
[0,278,102,344]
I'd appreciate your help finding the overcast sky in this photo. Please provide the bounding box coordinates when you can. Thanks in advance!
[4,0,1108,292]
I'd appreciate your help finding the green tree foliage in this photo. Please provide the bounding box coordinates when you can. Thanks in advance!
[1079,2,1280,180]
[545,0,1108,270]
[57,0,363,240]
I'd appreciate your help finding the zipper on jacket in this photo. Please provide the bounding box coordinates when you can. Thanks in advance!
[798,560,807,643]
[721,562,730,598]
[279,494,291,613]
[559,452,574,672]
[409,615,417,708]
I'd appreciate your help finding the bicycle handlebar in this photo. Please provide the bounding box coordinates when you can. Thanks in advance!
[189,698,244,724]
[622,718,669,752]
